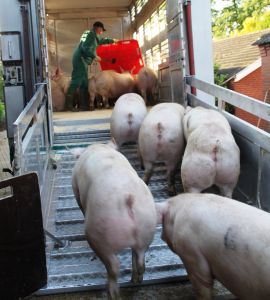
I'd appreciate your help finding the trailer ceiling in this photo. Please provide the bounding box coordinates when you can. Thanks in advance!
[45,0,133,11]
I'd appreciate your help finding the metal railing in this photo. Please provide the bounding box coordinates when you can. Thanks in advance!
[13,83,52,191]
[185,75,270,211]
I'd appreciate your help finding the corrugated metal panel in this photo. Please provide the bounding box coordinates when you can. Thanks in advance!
[39,126,187,294]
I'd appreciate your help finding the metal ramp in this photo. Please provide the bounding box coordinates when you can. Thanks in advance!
[39,119,188,295]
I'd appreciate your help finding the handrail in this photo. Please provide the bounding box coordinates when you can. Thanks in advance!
[14,84,46,139]
[185,75,270,122]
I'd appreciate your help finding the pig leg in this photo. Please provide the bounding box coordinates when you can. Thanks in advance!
[166,163,177,196]
[89,91,95,111]
[218,184,234,198]
[131,249,145,284]
[177,243,213,300]
[89,241,120,300]
[142,160,154,184]
[102,96,110,109]
[137,148,144,170]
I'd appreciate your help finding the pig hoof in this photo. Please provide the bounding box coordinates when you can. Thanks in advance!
[90,105,95,111]
[131,273,143,284]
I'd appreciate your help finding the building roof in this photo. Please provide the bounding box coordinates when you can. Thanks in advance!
[234,58,261,82]
[213,29,270,71]
[252,33,270,46]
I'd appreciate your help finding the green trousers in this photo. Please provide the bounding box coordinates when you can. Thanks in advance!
[66,48,91,109]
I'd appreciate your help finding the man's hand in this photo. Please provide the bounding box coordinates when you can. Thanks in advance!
[113,39,119,43]
[94,56,101,62]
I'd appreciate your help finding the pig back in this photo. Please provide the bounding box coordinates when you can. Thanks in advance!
[95,70,135,99]
[183,106,231,139]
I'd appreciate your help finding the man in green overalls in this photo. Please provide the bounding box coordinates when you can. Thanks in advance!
[66,21,115,111]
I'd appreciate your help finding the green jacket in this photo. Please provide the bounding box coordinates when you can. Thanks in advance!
[78,29,114,64]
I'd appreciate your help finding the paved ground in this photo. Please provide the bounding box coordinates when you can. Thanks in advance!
[0,128,12,197]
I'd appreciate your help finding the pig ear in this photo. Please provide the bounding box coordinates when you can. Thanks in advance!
[107,138,118,150]
[155,202,169,224]
[130,65,136,75]
[185,106,192,114]
[68,147,86,159]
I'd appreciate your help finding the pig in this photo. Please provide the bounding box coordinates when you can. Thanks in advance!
[72,143,157,300]
[50,67,71,94]
[138,103,185,195]
[88,75,98,110]
[157,193,270,300]
[110,93,147,148]
[88,70,136,110]
[50,79,66,112]
[50,67,71,111]
[136,66,159,104]
[181,106,240,198]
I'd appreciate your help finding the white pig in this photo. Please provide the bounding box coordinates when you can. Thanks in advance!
[50,79,66,112]
[110,93,147,148]
[136,67,159,104]
[72,143,157,300]
[138,103,185,195]
[157,193,270,300]
[181,106,240,198]
[88,70,136,110]
[51,67,71,94]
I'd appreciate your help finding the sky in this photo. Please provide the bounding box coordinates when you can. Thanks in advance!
[213,0,228,11]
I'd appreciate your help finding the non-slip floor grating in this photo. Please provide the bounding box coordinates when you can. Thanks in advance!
[39,128,187,294]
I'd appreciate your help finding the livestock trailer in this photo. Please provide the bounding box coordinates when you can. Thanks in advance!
[0,0,270,299]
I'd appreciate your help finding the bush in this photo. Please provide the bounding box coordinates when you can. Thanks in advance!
[0,101,4,122]
[214,63,235,114]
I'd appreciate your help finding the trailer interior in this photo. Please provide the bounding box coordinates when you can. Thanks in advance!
[1,0,270,299]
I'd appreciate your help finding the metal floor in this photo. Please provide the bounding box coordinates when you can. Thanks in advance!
[39,118,188,295]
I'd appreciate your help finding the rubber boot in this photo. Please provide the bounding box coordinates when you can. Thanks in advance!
[65,93,77,111]
[79,88,89,111]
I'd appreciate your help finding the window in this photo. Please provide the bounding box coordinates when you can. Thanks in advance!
[138,25,144,47]
[160,39,169,63]
[152,44,161,70]
[151,11,159,39]
[132,1,168,69]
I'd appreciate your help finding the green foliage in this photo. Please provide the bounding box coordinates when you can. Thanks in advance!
[0,101,4,122]
[212,0,270,38]
[214,63,235,114]
[214,63,228,86]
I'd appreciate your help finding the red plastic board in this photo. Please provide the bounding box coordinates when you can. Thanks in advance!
[96,39,144,74]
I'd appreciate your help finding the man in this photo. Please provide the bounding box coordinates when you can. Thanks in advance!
[66,21,116,111]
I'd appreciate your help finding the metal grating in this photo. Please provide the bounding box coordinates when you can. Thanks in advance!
[39,127,187,295]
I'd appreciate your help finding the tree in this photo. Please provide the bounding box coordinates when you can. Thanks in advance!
[212,0,270,38]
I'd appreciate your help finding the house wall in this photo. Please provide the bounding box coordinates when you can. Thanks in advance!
[228,67,268,130]
[260,44,270,104]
